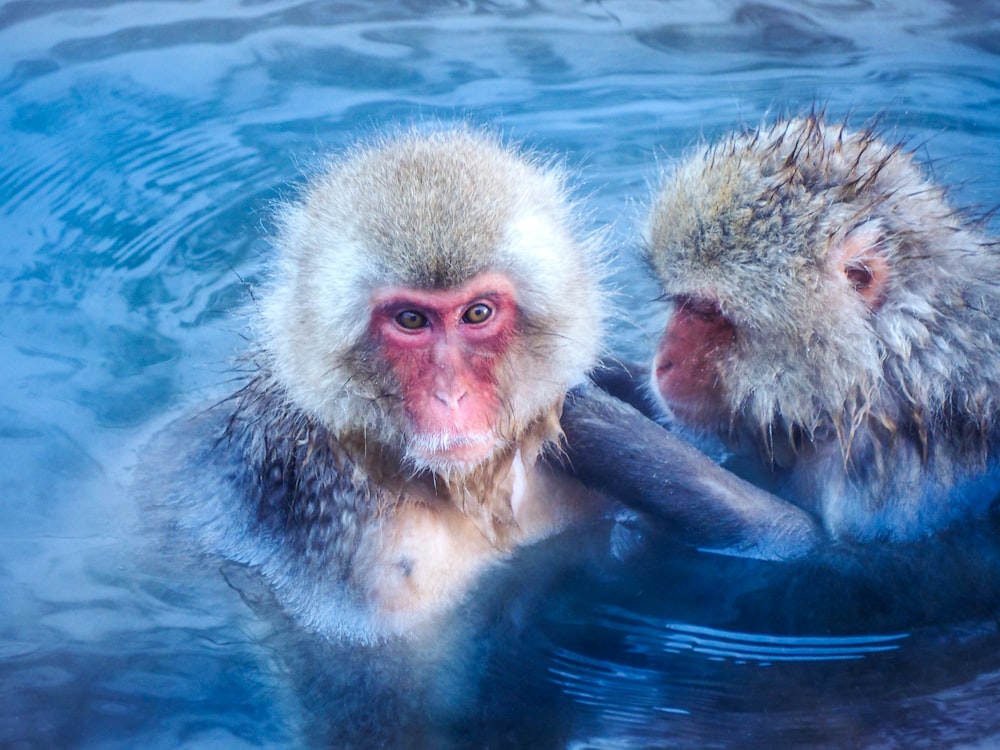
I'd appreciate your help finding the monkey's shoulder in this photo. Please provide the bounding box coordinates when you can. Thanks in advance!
[210,389,383,562]
[143,387,372,552]
[141,394,400,636]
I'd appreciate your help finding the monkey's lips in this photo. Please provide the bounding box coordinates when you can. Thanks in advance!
[408,430,498,471]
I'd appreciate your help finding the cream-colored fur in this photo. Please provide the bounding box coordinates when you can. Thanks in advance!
[261,128,605,456]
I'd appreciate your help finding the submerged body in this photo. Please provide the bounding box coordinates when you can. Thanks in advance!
[638,115,1000,542]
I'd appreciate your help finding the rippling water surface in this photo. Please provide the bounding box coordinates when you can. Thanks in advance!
[3,1,1000,748]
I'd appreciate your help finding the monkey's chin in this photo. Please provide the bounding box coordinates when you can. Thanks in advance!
[407,432,499,476]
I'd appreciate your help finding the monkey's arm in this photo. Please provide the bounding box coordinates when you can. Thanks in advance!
[559,383,825,560]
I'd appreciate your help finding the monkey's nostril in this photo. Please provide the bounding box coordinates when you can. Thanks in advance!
[435,390,467,407]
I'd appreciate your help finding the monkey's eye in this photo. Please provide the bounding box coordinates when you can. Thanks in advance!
[683,297,722,322]
[395,310,428,330]
[462,303,492,325]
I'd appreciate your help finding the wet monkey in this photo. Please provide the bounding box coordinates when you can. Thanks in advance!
[566,115,1000,547]
[145,127,816,642]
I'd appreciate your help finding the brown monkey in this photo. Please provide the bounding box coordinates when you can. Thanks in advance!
[148,128,818,642]
[148,129,606,641]
[642,114,1000,543]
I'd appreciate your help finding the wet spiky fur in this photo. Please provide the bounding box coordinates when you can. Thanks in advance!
[151,127,606,640]
[646,114,1000,541]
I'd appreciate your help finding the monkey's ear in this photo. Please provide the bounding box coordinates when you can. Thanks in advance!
[831,223,889,310]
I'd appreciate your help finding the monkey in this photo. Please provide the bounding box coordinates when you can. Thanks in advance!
[146,128,604,641]
[143,126,822,643]
[567,114,1000,547]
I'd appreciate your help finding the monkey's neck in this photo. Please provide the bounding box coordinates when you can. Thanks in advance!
[345,404,565,550]
[457,404,566,549]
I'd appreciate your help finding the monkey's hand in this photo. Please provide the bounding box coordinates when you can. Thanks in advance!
[559,383,826,561]
[589,358,662,421]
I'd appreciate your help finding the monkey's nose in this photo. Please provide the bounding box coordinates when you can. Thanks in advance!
[435,389,467,408]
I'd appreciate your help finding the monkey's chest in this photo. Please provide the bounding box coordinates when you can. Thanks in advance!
[358,501,501,632]
[355,465,603,634]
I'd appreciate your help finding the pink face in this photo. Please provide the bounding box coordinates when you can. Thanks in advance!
[370,271,518,470]
[653,296,735,428]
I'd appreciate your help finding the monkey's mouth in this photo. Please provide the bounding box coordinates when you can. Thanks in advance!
[408,430,497,472]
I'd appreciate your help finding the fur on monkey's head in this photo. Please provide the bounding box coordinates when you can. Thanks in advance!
[646,113,1000,458]
[259,126,606,471]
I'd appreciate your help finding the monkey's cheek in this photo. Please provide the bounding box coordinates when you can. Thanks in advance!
[652,368,687,414]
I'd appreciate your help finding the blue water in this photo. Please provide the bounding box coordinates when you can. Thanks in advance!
[3,1,1000,747]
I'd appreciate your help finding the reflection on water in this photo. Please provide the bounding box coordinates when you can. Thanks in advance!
[2,0,1000,747]
[575,613,907,663]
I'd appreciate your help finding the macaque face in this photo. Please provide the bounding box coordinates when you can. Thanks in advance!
[653,295,735,428]
[370,271,518,472]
